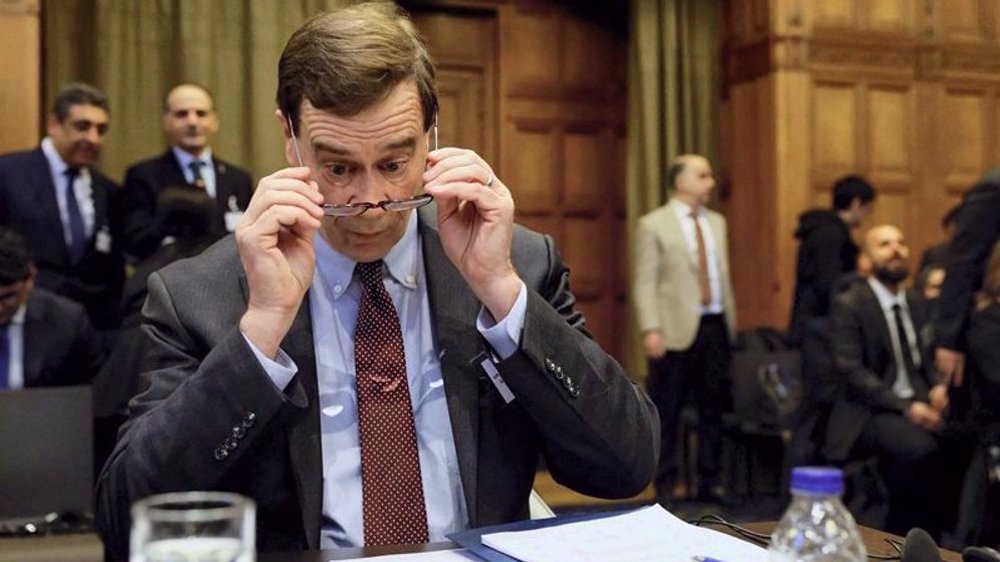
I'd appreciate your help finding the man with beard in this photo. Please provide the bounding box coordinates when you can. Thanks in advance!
[121,83,253,260]
[822,224,948,536]
[0,83,124,333]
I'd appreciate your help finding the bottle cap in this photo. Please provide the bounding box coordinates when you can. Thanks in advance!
[790,466,844,495]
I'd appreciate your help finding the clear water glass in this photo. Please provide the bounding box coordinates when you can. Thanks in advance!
[130,491,255,562]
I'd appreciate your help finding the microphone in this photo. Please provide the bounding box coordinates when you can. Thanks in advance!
[901,528,941,562]
[964,546,1000,562]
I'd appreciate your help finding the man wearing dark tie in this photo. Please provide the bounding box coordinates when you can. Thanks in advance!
[96,3,658,558]
[822,224,947,536]
[121,83,254,260]
[0,227,104,390]
[0,83,124,333]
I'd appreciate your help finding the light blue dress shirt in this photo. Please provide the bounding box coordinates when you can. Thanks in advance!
[245,211,528,547]
[41,138,95,245]
[171,146,217,199]
[669,199,724,315]
[1,305,26,390]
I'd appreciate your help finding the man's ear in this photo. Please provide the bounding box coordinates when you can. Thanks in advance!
[276,109,296,167]
[46,114,59,135]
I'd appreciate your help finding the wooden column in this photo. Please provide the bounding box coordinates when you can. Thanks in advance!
[0,0,41,154]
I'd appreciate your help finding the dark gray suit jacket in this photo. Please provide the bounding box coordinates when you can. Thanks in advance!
[822,279,937,461]
[96,206,658,556]
[22,288,105,387]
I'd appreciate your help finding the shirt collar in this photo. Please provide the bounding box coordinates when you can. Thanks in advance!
[313,211,420,299]
[172,146,214,169]
[41,137,91,184]
[41,137,73,176]
[11,303,26,326]
[867,276,908,311]
[669,198,702,219]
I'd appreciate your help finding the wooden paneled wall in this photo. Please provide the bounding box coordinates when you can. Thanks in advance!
[411,0,627,359]
[0,0,41,154]
[721,0,1000,330]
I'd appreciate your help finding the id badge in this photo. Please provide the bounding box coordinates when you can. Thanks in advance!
[95,228,112,254]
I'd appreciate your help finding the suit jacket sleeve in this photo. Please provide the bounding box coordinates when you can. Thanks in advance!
[498,234,659,498]
[935,182,1000,350]
[831,290,911,415]
[121,166,165,259]
[95,271,309,555]
[633,216,661,333]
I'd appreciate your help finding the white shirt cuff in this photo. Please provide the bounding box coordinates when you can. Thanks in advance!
[242,333,298,391]
[476,281,527,360]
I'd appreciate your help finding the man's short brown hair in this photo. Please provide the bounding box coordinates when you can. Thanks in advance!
[277,1,438,132]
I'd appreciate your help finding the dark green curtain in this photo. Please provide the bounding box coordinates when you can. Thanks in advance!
[625,0,721,376]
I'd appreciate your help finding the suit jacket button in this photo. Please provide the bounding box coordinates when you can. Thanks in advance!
[544,358,555,371]
[241,412,256,428]
[233,425,246,439]
[224,437,239,451]
[214,447,229,461]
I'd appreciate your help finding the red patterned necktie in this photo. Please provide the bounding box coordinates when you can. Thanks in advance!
[691,211,711,306]
[354,260,428,546]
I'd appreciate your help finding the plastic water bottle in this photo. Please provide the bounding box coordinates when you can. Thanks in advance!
[768,466,867,562]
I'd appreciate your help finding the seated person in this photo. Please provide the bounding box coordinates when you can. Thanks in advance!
[0,227,104,389]
[822,224,947,536]
[96,2,658,558]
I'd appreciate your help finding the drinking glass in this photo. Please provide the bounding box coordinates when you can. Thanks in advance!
[130,491,255,562]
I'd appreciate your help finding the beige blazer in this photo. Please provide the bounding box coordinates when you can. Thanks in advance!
[633,201,737,351]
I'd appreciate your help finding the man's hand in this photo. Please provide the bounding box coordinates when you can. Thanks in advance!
[236,167,324,358]
[423,148,520,321]
[928,383,949,413]
[642,331,667,359]
[936,347,966,387]
[907,401,943,430]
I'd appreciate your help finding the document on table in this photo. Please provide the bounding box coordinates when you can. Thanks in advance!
[480,504,769,562]
[337,548,478,561]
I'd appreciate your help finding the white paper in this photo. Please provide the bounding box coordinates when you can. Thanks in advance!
[336,548,478,561]
[481,504,768,562]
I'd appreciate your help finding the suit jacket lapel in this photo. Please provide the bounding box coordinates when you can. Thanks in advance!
[238,275,323,549]
[418,206,485,526]
[21,296,44,386]
[29,151,68,261]
[663,203,698,270]
[859,283,895,378]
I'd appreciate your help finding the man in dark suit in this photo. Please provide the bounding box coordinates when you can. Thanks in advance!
[934,171,1000,389]
[822,224,947,535]
[96,3,658,558]
[0,228,104,390]
[121,83,254,260]
[788,175,876,347]
[0,83,124,332]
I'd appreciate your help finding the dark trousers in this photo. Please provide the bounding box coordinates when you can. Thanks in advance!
[646,314,730,498]
[854,413,941,536]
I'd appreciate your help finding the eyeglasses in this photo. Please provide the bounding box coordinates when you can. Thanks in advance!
[286,112,437,218]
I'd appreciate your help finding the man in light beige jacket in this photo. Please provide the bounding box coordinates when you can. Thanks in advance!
[634,154,736,505]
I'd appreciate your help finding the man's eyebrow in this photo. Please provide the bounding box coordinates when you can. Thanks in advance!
[313,136,418,156]
[313,141,349,156]
[383,137,417,151]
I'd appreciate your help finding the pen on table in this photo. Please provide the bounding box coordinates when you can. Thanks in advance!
[692,557,729,562]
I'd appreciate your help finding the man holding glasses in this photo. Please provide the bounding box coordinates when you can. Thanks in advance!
[96,1,657,557]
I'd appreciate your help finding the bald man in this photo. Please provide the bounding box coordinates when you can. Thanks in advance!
[634,154,737,505]
[121,83,254,260]
[822,224,947,535]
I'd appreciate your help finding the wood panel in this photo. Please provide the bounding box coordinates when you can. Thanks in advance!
[723,0,1000,331]
[0,0,40,154]
[505,123,558,213]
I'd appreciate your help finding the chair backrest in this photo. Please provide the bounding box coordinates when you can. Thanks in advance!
[0,386,93,520]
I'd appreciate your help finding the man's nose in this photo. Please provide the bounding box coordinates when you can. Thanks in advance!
[85,126,101,145]
[354,173,390,212]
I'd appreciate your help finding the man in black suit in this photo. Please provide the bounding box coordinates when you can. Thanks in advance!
[934,171,1000,389]
[0,83,124,332]
[788,175,876,346]
[822,224,947,535]
[121,83,254,260]
[0,228,104,390]
[96,3,658,558]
